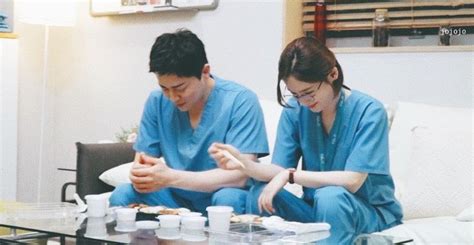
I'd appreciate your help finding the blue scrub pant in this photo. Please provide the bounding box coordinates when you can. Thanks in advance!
[109,184,248,214]
[247,182,400,244]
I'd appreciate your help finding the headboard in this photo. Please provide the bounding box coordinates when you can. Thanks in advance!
[75,142,135,199]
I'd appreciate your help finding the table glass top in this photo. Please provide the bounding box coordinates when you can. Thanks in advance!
[0,203,378,244]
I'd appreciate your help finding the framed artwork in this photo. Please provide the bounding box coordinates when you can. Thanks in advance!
[90,0,219,16]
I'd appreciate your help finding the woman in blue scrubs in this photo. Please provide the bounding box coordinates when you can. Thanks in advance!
[209,37,402,243]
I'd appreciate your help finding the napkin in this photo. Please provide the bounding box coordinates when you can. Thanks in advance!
[262,216,331,234]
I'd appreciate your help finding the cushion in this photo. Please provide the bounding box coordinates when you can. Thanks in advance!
[389,102,473,219]
[99,162,133,187]
[379,216,474,244]
[383,103,396,129]
[456,205,474,222]
[258,99,283,162]
[99,157,166,187]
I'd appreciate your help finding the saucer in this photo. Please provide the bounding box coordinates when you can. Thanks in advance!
[115,225,137,232]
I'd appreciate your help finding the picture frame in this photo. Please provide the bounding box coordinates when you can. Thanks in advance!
[90,0,219,16]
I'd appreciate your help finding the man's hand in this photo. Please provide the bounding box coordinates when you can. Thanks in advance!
[129,153,173,193]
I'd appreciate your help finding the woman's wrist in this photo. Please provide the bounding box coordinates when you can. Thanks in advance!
[287,168,296,184]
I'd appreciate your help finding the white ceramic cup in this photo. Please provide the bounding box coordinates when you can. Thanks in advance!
[157,215,181,228]
[206,206,233,232]
[85,194,108,217]
[181,216,207,230]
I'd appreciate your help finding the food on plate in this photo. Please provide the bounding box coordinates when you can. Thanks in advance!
[159,208,180,215]
[128,203,149,209]
[140,206,166,214]
[230,214,263,223]
[126,204,191,215]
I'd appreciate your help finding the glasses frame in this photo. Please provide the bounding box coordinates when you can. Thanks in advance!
[283,81,324,103]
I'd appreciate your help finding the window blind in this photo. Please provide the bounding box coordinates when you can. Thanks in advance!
[303,0,474,33]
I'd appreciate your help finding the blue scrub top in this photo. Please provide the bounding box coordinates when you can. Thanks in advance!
[134,76,269,200]
[272,90,402,225]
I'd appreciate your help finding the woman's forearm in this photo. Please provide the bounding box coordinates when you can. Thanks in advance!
[294,170,368,193]
[170,168,248,192]
[240,159,286,182]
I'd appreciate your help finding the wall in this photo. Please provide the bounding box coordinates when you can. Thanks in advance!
[16,0,284,202]
[14,0,474,202]
[335,49,473,108]
[0,39,18,200]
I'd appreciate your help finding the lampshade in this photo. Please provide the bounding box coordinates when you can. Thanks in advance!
[17,0,77,26]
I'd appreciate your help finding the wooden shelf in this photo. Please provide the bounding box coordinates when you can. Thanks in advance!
[0,33,18,39]
[330,45,474,54]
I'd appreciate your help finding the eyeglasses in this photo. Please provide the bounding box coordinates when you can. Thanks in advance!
[283,82,324,102]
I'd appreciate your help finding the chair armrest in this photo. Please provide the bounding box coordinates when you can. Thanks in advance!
[60,182,76,203]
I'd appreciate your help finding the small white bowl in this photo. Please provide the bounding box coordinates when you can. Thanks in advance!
[157,215,181,228]
[181,216,207,230]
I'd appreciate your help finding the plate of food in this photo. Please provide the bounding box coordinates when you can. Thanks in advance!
[128,203,191,220]
[230,214,264,224]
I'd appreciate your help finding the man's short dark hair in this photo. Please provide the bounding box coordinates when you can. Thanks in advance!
[149,29,208,79]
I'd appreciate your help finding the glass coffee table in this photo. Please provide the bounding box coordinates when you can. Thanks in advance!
[1,202,408,244]
[0,202,334,244]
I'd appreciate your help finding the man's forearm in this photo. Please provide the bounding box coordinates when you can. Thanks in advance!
[168,168,248,192]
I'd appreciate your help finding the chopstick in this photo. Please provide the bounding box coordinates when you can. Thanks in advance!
[221,150,246,169]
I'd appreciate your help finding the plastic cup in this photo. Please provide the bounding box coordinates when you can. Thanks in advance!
[85,194,108,217]
[85,217,107,239]
[206,206,233,232]
[157,215,181,228]
[156,227,181,240]
[182,229,207,242]
[116,208,137,221]
[181,216,207,230]
[115,208,137,232]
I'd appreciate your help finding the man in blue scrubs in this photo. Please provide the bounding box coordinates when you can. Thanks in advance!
[109,29,269,214]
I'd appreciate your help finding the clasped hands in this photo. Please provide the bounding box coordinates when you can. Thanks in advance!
[130,153,172,193]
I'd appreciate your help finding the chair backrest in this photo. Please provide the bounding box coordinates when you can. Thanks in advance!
[75,142,135,199]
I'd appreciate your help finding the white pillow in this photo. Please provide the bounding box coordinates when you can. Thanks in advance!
[99,162,133,187]
[99,157,167,187]
[258,98,283,162]
[383,103,396,129]
[389,102,473,219]
[456,205,474,222]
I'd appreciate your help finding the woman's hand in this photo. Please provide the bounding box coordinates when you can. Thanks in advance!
[208,143,247,170]
[258,170,289,214]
